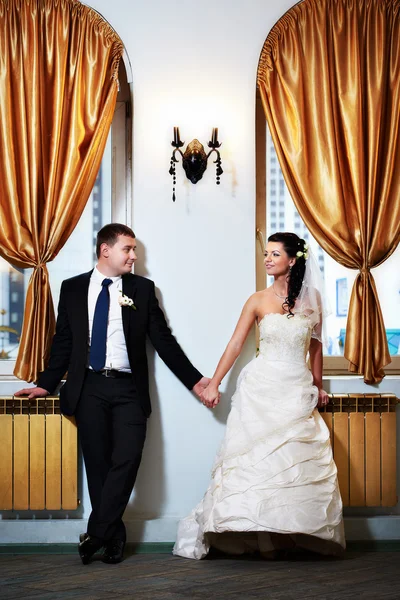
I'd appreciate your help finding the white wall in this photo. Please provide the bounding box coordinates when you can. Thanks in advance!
[1,0,400,545]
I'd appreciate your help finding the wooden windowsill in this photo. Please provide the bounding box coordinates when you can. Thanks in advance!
[324,355,400,377]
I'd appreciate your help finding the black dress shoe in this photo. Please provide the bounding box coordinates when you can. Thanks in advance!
[101,539,125,564]
[78,535,104,565]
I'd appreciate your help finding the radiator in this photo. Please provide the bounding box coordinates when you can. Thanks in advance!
[0,396,78,510]
[0,394,397,510]
[321,393,398,507]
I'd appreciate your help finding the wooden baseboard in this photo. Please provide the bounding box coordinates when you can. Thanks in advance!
[0,541,399,554]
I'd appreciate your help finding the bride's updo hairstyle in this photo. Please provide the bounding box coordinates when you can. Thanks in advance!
[268,232,307,317]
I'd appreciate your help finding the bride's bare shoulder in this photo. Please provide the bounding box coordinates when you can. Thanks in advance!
[247,288,272,304]
[255,287,274,298]
[245,288,274,316]
[253,288,274,303]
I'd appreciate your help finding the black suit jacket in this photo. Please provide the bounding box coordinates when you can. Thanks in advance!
[37,271,202,416]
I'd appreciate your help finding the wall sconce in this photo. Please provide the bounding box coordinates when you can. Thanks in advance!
[169,127,223,201]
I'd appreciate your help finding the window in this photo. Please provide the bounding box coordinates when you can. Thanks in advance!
[0,60,132,375]
[255,91,400,373]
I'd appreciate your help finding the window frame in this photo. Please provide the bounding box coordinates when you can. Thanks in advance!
[255,90,400,376]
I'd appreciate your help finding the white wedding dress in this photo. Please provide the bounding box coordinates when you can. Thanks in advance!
[173,313,345,559]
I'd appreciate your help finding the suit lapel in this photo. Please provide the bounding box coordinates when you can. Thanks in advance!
[121,274,137,342]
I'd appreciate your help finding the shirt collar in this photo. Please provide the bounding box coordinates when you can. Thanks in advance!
[92,265,122,286]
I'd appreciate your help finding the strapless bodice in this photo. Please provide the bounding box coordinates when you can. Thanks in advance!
[258,313,312,364]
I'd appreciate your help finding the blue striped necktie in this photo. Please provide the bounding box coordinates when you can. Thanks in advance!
[89,278,113,371]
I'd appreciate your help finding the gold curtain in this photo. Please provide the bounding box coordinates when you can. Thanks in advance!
[0,0,123,382]
[257,0,400,384]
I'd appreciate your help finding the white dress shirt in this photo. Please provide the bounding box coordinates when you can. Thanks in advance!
[88,266,131,371]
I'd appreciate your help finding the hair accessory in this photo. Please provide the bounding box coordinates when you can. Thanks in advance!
[296,243,309,260]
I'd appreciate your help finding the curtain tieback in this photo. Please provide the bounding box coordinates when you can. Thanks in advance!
[32,263,49,282]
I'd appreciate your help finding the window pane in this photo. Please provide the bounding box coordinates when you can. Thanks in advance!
[0,135,112,361]
[266,127,400,356]
[0,261,24,360]
[373,249,400,356]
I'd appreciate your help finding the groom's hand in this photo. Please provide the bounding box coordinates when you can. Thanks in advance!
[14,386,50,399]
[192,377,211,398]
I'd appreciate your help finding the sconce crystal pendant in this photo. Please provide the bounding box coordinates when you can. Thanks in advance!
[169,127,223,201]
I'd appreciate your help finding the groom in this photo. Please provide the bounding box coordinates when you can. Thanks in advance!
[15,223,210,564]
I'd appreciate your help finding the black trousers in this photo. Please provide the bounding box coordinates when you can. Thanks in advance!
[75,370,147,542]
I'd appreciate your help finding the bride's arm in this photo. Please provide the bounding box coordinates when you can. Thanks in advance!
[201,296,258,407]
[309,337,329,407]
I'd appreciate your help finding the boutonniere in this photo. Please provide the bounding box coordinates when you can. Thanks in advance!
[118,290,137,310]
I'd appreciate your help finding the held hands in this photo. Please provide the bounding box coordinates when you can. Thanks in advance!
[14,387,50,399]
[192,377,221,409]
[317,388,330,408]
[200,382,221,409]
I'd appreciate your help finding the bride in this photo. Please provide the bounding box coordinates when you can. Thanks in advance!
[173,232,345,560]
